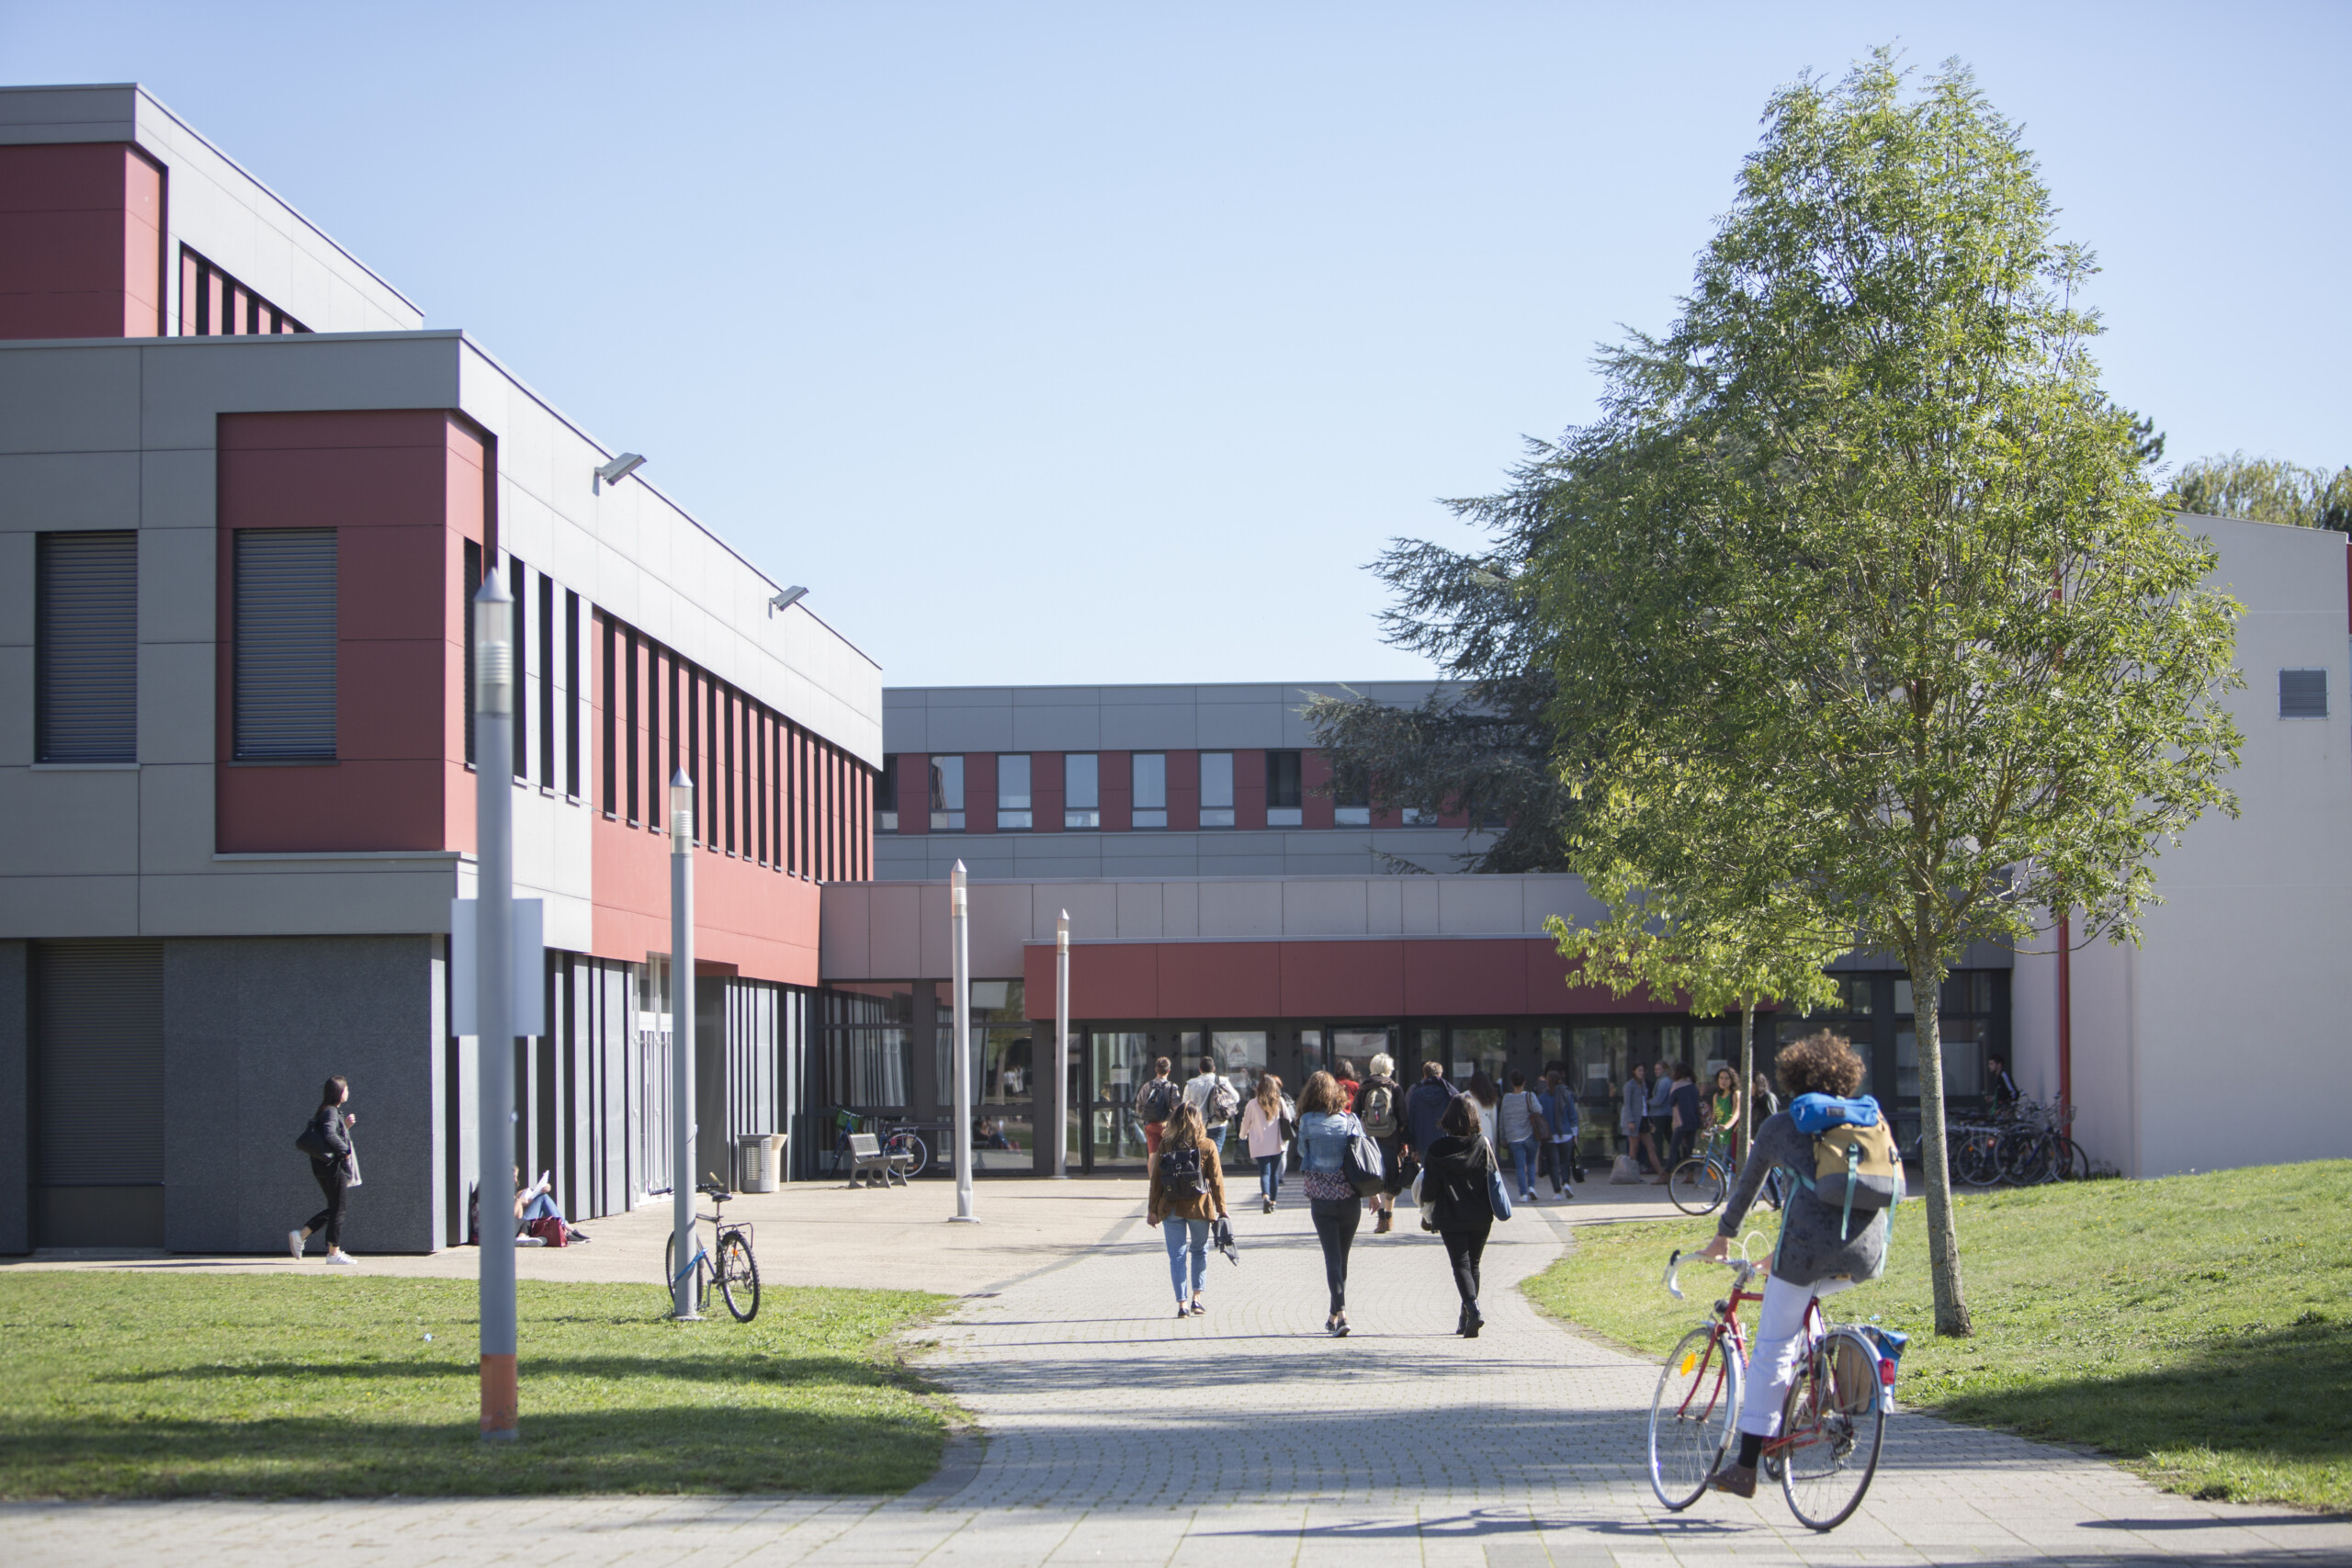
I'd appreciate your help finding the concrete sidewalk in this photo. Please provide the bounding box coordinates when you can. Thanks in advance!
[6,1173,2347,1565]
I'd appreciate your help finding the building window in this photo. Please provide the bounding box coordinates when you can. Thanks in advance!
[1065,752,1099,829]
[1333,768,1370,827]
[564,590,582,799]
[1132,752,1167,829]
[232,528,337,761]
[997,753,1032,829]
[180,245,309,336]
[931,754,966,830]
[1402,806,1439,827]
[1266,750,1302,828]
[34,531,137,764]
[537,572,556,791]
[508,557,528,782]
[2280,669,2328,718]
[462,540,481,765]
[1200,750,1235,829]
[878,754,899,831]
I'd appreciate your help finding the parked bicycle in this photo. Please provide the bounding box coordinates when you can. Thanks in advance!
[1915,1099,2089,1189]
[832,1108,938,1179]
[1668,1130,1785,1217]
[662,1177,760,1322]
[1649,1247,1901,1531]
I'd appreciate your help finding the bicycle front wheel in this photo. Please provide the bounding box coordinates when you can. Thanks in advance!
[1668,1158,1728,1215]
[1649,1325,1742,1510]
[718,1232,761,1322]
[1954,1134,2000,1188]
[1778,1326,1885,1531]
[662,1232,710,1314]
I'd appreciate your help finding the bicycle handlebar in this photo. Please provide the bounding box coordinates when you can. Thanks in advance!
[1664,1247,1762,1301]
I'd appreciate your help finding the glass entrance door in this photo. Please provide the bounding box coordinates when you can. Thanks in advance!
[1085,1030,1153,1171]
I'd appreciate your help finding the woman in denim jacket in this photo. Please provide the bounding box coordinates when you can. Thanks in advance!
[1294,1070,1367,1337]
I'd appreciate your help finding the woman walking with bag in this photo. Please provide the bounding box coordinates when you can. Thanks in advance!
[1146,1103,1229,1319]
[1421,1095,1502,1336]
[1294,1070,1365,1337]
[289,1075,360,1265]
[1498,1069,1547,1203]
[1238,1072,1293,1213]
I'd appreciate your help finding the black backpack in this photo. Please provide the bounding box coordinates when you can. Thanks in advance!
[1157,1142,1208,1198]
[1138,1078,1179,1126]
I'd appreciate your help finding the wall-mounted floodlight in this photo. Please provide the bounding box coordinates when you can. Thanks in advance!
[767,585,808,617]
[594,453,646,493]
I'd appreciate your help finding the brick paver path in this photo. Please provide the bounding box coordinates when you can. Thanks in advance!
[7,1189,2349,1564]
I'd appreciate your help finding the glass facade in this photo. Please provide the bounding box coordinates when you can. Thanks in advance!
[1199,751,1234,828]
[1266,750,1302,827]
[929,754,964,829]
[997,753,1032,830]
[1065,752,1099,829]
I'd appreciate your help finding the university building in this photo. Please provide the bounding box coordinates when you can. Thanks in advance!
[3,85,2346,1254]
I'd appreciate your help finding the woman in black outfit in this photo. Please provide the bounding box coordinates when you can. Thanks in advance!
[290,1075,359,1265]
[1421,1094,1498,1336]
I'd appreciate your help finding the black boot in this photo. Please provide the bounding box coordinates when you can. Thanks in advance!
[1456,1303,1468,1336]
[1463,1303,1483,1338]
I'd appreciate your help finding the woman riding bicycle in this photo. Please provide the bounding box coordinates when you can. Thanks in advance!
[1699,1030,1891,1499]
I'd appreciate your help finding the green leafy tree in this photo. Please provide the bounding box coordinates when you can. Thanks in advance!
[1548,766,1848,1162]
[1525,52,2243,1336]
[2167,452,2352,533]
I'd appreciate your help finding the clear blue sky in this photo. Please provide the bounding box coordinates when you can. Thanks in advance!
[9,4,2346,686]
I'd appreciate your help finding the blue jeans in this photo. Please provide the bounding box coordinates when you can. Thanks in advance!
[1210,1124,1228,1155]
[1256,1154,1282,1201]
[1510,1138,1538,1196]
[1162,1216,1210,1303]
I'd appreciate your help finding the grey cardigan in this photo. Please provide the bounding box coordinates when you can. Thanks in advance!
[1716,1111,1888,1288]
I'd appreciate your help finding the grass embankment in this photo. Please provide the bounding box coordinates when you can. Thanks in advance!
[0,1274,953,1499]
[1524,1161,2352,1512]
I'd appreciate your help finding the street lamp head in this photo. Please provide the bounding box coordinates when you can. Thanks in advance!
[1057,908,1069,940]
[766,585,808,617]
[669,768,695,852]
[594,453,646,492]
[473,573,513,716]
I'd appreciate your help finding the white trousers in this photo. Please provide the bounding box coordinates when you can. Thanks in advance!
[1738,1272,1854,1438]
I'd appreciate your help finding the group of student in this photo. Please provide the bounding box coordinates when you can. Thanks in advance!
[1132,1052,1582,1337]
[1618,1060,1775,1179]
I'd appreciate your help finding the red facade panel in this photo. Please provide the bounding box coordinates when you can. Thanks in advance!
[1099,749,1132,833]
[215,411,472,853]
[1235,748,1268,831]
[966,750,998,836]
[1278,940,1407,1016]
[1167,749,1200,832]
[1160,942,1283,1017]
[1034,750,1064,833]
[1403,938,1532,1015]
[1302,749,1336,830]
[0,143,162,339]
[896,752,929,835]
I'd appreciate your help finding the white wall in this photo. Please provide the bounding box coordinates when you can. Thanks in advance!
[2031,515,2352,1176]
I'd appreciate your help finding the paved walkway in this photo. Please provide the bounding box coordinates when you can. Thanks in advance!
[7,1181,2349,1565]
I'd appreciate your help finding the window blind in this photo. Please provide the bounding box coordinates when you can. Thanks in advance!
[234,528,338,760]
[36,530,137,763]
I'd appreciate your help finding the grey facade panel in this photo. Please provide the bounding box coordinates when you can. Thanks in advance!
[886,680,1473,761]
[873,827,1498,881]
[33,939,164,1190]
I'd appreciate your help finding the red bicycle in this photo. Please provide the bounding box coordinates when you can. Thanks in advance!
[1648,1249,1897,1530]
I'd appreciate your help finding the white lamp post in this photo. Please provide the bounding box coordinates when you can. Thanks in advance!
[669,769,701,1318]
[472,572,519,1441]
[950,861,977,1221]
[1055,908,1070,1180]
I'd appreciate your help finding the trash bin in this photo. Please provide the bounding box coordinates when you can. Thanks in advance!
[739,1133,780,1193]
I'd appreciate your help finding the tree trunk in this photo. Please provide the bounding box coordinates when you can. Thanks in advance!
[1738,997,1758,1167]
[1910,950,1973,1337]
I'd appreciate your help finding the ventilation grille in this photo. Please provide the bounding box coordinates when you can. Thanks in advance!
[2280,669,2328,719]
[36,531,137,763]
[35,941,164,1186]
[234,529,338,760]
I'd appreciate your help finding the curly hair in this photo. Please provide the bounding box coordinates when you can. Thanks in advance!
[1297,1070,1345,1114]
[1775,1030,1867,1100]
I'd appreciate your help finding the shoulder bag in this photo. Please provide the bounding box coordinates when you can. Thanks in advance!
[1340,1122,1387,1197]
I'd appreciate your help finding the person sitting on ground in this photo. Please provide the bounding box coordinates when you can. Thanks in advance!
[1702,1030,1895,1499]
[509,1165,591,1244]
[977,1117,1013,1150]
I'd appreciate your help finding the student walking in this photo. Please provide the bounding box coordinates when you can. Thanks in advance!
[1420,1096,1499,1336]
[1333,1058,1362,1110]
[1353,1054,1405,1235]
[1646,1061,1677,1179]
[1669,1063,1702,1168]
[1498,1069,1546,1202]
[1403,1060,1456,1166]
[290,1075,360,1265]
[1238,1072,1293,1213]
[1135,1056,1180,1182]
[1294,1070,1364,1337]
[1621,1063,1655,1176]
[1465,1070,1501,1147]
[1183,1055,1239,1155]
[1543,1066,1581,1198]
[1146,1103,1229,1319]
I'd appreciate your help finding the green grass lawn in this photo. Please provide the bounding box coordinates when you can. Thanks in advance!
[0,1273,954,1499]
[1523,1161,2352,1512]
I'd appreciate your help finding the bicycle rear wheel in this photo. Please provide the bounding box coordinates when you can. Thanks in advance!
[1668,1158,1728,1215]
[1954,1134,2000,1188]
[1778,1326,1885,1531]
[718,1232,761,1322]
[1649,1325,1742,1510]
[886,1130,929,1179]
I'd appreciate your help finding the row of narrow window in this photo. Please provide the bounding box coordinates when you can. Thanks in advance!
[880,750,1391,831]
[460,541,582,797]
[179,247,308,337]
[597,614,869,883]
